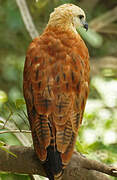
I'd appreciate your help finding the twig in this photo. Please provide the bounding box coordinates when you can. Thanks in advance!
[16,0,39,39]
[2,104,13,129]
[22,110,28,120]
[2,112,12,128]
[0,117,31,146]
[0,118,41,180]
[17,113,29,128]
[0,129,31,134]
[82,155,117,177]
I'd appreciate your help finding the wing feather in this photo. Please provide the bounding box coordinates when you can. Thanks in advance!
[61,132,76,167]
[34,114,51,148]
[23,29,90,168]
[56,118,72,153]
[32,129,47,161]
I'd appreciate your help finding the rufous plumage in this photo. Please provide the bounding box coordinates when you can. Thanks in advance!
[23,4,90,180]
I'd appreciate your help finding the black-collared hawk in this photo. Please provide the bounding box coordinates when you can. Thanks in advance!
[23,3,90,180]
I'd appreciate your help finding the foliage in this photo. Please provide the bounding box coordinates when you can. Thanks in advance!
[0,0,117,180]
[0,140,17,158]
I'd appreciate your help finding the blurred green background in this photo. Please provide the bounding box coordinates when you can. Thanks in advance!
[0,0,117,179]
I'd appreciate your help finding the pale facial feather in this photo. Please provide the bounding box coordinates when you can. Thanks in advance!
[47,4,86,33]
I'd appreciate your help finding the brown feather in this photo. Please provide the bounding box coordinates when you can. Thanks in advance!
[23,11,90,179]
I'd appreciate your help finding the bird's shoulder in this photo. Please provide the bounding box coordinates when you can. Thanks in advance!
[24,28,89,73]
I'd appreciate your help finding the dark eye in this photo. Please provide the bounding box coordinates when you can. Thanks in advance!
[79,15,84,19]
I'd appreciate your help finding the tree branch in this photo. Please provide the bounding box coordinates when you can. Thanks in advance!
[16,0,39,39]
[1,145,117,180]
[89,6,117,32]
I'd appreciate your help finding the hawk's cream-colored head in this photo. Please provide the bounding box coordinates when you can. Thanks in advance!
[47,4,88,33]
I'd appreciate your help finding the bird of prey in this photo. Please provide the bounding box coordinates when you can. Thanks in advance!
[23,3,90,180]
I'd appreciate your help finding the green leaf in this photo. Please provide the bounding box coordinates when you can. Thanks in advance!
[15,98,25,108]
[0,120,4,124]
[77,27,103,48]
[0,90,8,103]
[0,146,17,158]
[0,141,6,147]
[0,141,17,157]
[87,141,106,151]
[36,0,49,9]
[76,141,88,154]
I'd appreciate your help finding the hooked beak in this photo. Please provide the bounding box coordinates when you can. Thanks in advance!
[81,19,88,31]
[83,22,88,31]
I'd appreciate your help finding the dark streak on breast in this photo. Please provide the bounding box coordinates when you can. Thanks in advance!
[30,84,33,93]
[34,56,39,62]
[82,98,85,109]
[76,81,80,91]
[66,82,69,89]
[63,73,66,80]
[49,58,52,64]
[30,84,34,104]
[38,81,41,89]
[85,89,88,98]
[56,75,60,83]
[80,70,82,76]
[72,55,76,64]
[71,71,75,82]
[31,106,36,118]
[78,55,84,67]
[47,85,51,96]
[75,99,79,109]
[35,69,39,81]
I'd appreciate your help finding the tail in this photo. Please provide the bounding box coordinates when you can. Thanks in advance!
[43,146,63,180]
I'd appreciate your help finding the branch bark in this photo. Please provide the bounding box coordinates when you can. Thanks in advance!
[1,145,117,180]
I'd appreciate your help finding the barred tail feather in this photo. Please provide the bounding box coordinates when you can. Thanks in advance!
[43,146,63,180]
